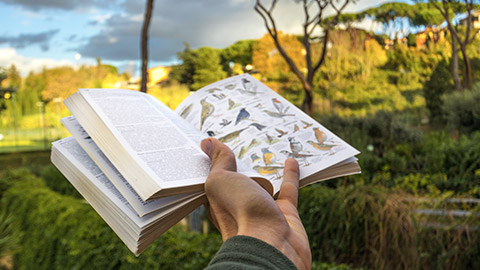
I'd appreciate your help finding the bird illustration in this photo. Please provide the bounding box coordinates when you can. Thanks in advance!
[263,110,295,119]
[200,98,214,131]
[206,130,216,137]
[254,103,263,109]
[228,99,241,110]
[280,150,315,166]
[293,124,300,133]
[206,87,221,93]
[238,146,247,159]
[220,119,232,128]
[242,78,255,92]
[246,138,261,151]
[301,120,313,129]
[252,165,284,178]
[218,127,249,143]
[179,104,193,119]
[275,128,288,138]
[265,133,280,145]
[288,137,303,154]
[235,108,250,125]
[307,140,337,151]
[249,122,267,131]
[261,148,277,165]
[313,127,327,144]
[272,98,285,113]
[224,83,236,90]
[250,153,261,163]
[212,93,226,100]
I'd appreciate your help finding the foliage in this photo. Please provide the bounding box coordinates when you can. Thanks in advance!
[171,44,227,91]
[298,183,480,270]
[40,164,81,198]
[0,173,222,270]
[424,59,454,121]
[442,81,480,133]
[221,39,256,70]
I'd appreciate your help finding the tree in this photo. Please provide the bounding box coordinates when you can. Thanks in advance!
[140,0,154,93]
[362,2,414,40]
[221,40,256,73]
[171,45,227,91]
[428,0,479,90]
[254,0,352,115]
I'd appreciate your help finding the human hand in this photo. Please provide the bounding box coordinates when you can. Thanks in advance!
[201,138,311,270]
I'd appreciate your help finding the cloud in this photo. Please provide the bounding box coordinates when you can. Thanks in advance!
[0,47,75,75]
[77,0,390,63]
[0,29,59,51]
[0,0,119,11]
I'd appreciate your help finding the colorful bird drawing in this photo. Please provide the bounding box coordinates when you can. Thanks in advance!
[254,103,263,109]
[313,127,327,144]
[206,130,216,137]
[228,99,241,110]
[307,141,337,151]
[265,133,280,145]
[179,104,193,119]
[242,78,255,92]
[220,119,232,128]
[238,146,247,159]
[288,137,303,154]
[280,150,315,166]
[293,124,300,133]
[252,165,284,178]
[249,123,267,131]
[218,127,249,143]
[261,148,277,165]
[200,98,214,131]
[250,153,261,163]
[235,108,250,125]
[246,138,261,151]
[301,120,313,129]
[263,110,295,119]
[272,98,285,113]
[275,128,288,138]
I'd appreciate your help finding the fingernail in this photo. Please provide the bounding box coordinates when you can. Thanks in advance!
[201,139,212,155]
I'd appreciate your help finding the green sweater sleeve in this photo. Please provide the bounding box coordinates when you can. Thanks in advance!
[205,235,298,270]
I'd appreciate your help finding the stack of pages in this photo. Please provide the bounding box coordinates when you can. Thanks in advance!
[51,74,361,255]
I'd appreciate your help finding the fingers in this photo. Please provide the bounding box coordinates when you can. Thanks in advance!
[201,138,237,172]
[277,158,300,207]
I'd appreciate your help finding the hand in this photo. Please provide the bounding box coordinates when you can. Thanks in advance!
[201,138,311,270]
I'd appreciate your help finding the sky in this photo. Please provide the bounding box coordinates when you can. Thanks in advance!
[0,0,390,76]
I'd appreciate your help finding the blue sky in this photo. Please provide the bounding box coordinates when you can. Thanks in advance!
[0,0,389,76]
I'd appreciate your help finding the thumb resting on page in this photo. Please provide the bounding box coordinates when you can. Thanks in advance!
[200,138,312,270]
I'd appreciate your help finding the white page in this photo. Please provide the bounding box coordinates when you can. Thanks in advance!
[77,89,210,189]
[52,137,199,229]
[61,116,196,217]
[176,74,360,194]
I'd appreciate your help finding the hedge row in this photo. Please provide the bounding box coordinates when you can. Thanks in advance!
[0,169,222,270]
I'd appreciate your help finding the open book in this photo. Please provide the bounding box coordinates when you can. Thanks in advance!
[51,74,360,255]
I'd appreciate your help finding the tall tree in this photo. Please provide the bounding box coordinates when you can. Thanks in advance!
[140,0,154,93]
[429,0,479,90]
[255,0,352,115]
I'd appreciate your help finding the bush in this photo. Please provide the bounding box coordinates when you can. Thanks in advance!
[442,82,480,133]
[40,164,81,198]
[1,173,222,269]
[298,183,480,270]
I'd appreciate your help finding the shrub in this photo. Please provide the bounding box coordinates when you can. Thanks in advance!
[442,82,480,133]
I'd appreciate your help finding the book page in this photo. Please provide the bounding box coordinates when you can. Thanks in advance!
[78,89,210,189]
[175,74,360,194]
[61,116,196,217]
[52,137,203,229]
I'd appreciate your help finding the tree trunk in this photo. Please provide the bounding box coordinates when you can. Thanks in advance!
[459,44,471,89]
[301,83,313,116]
[140,0,154,93]
[450,33,462,91]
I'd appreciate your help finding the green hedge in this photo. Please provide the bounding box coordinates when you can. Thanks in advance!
[1,174,222,270]
[298,184,480,270]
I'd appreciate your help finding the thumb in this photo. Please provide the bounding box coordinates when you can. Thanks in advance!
[201,138,237,172]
